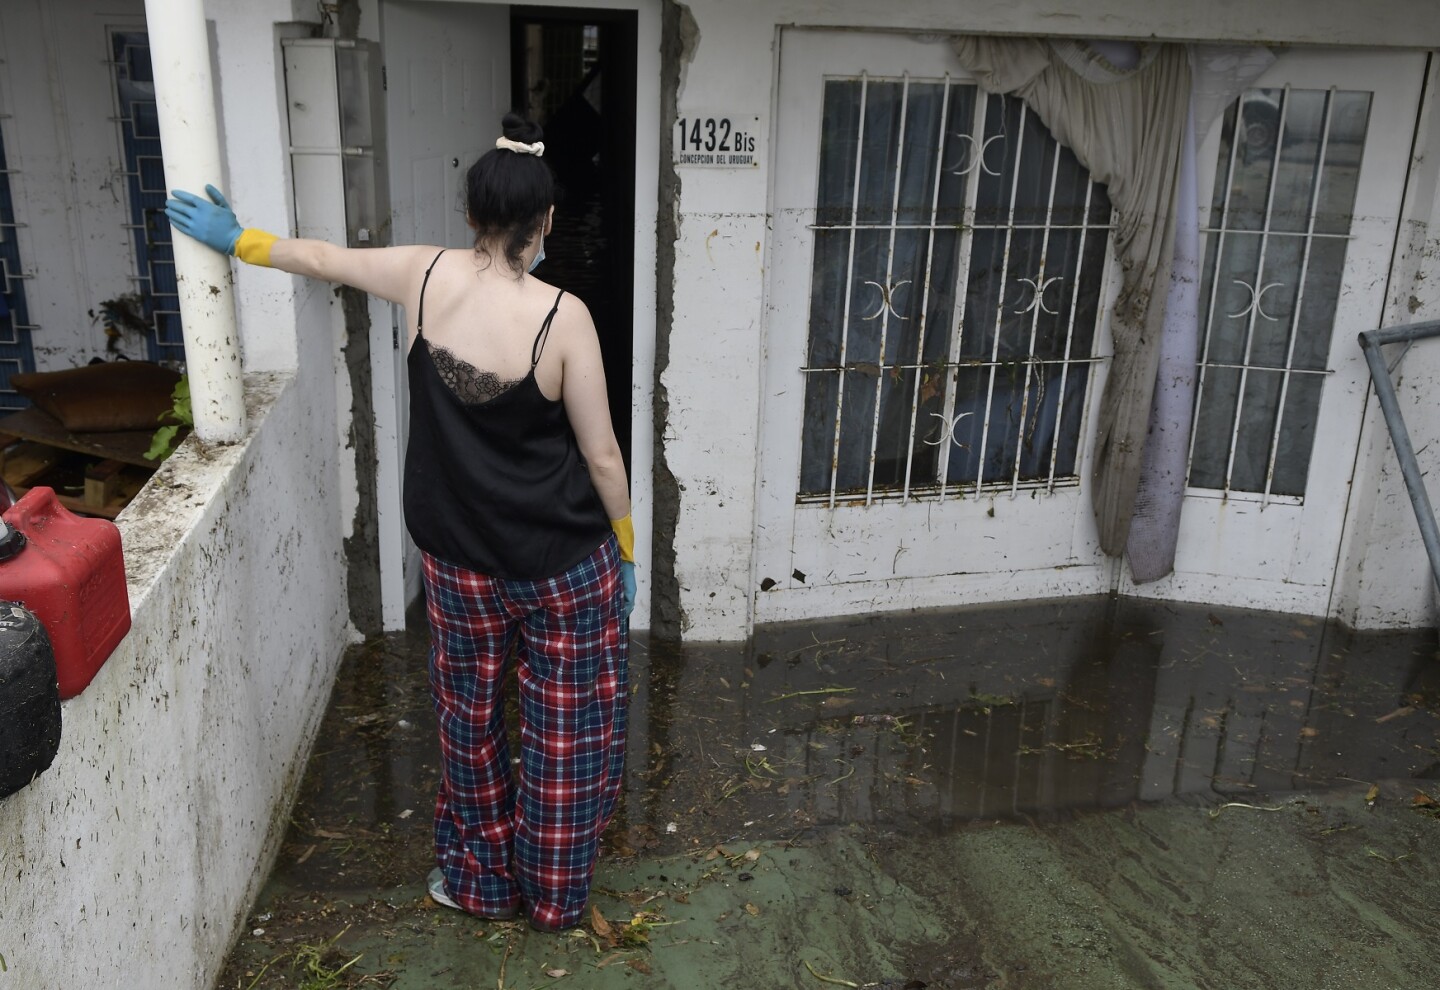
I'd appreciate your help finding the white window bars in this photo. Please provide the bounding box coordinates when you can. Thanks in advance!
[798,73,1113,507]
[1187,85,1371,503]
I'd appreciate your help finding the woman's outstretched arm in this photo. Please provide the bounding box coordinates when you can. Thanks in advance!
[166,184,434,305]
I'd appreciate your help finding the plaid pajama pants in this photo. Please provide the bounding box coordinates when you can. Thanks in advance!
[421,538,628,929]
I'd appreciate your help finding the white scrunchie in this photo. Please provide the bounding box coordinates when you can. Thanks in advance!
[495,136,545,157]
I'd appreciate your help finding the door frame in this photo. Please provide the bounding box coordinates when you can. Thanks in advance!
[372,0,660,631]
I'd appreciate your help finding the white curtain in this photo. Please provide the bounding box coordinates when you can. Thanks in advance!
[950,37,1271,576]
[1129,46,1276,581]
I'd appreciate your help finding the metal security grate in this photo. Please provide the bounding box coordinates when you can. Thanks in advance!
[1188,86,1371,502]
[798,75,1112,506]
[0,97,38,410]
[109,29,184,363]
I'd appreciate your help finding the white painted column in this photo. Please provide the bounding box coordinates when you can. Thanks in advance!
[143,0,246,442]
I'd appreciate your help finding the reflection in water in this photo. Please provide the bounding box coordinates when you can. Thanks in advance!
[623,597,1438,840]
[273,595,1439,892]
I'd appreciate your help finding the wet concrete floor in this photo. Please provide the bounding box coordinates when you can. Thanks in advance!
[217,595,1440,989]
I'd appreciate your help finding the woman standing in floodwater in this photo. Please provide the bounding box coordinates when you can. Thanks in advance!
[167,112,634,933]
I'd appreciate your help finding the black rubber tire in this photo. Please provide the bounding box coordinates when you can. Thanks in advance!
[0,601,61,801]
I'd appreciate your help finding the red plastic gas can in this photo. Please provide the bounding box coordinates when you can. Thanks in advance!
[0,487,130,699]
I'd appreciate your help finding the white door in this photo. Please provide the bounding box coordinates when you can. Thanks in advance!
[1122,50,1428,615]
[376,0,510,626]
[756,29,1116,623]
[384,0,510,249]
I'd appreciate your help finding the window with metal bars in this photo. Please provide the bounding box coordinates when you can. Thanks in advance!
[1188,86,1371,501]
[110,29,184,363]
[798,75,1112,505]
[0,107,38,410]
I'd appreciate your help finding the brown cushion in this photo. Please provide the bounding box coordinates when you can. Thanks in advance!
[11,361,183,433]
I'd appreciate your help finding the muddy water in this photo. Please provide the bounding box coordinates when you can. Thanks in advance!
[626,596,1439,845]
[219,596,1439,990]
[270,595,1438,894]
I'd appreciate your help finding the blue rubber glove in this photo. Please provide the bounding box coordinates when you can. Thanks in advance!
[165,184,242,255]
[620,561,636,621]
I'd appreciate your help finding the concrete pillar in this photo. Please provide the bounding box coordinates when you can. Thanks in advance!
[143,0,247,443]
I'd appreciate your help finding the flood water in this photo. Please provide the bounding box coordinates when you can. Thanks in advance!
[273,594,1440,894]
[629,597,1439,837]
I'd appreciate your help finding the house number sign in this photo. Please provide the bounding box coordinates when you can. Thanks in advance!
[674,113,762,167]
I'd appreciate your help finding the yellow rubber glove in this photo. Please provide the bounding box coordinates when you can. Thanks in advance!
[234,229,278,267]
[610,514,635,563]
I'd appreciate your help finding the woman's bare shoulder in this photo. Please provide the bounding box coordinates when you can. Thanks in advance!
[540,283,596,335]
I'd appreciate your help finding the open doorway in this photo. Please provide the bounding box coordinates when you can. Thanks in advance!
[375,0,649,628]
[511,5,637,469]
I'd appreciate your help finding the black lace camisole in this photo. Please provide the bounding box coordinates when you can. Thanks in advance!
[402,251,610,580]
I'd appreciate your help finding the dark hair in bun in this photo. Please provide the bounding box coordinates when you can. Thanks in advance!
[464,112,554,274]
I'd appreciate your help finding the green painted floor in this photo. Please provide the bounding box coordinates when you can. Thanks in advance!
[218,598,1440,989]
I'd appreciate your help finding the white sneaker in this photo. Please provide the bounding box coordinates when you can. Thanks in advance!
[426,868,463,911]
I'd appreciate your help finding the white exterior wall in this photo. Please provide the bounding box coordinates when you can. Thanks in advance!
[665,0,1440,639]
[211,0,321,373]
[0,374,352,989]
[1335,56,1440,627]
[0,0,356,985]
[660,6,771,637]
